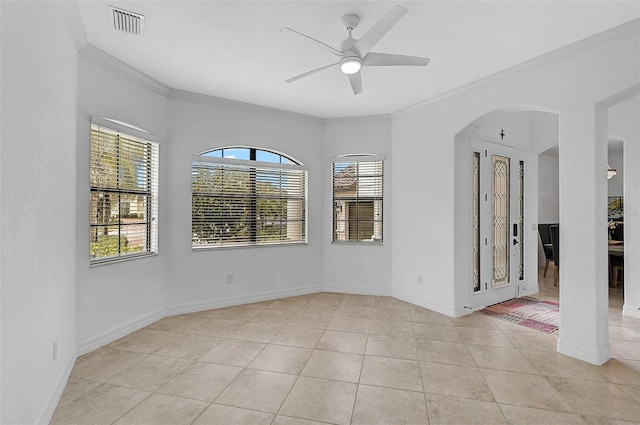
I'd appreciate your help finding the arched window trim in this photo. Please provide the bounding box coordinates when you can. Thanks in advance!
[334,153,385,161]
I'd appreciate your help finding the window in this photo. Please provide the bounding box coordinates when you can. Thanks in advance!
[332,155,383,243]
[192,147,307,248]
[90,122,158,264]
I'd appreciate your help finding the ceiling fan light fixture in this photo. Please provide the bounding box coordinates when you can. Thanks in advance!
[283,5,428,94]
[340,57,362,74]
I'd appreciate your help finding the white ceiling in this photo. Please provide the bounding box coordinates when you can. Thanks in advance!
[76,1,640,118]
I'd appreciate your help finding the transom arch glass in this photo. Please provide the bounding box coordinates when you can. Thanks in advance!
[200,147,299,165]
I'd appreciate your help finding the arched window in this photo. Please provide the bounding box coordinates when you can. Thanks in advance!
[192,147,307,248]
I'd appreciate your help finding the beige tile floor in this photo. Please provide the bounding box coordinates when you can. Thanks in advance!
[53,270,640,425]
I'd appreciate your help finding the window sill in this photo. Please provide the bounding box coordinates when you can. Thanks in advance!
[90,252,158,267]
[192,241,308,251]
[331,241,384,246]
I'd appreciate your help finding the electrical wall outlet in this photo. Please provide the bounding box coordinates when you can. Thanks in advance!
[417,274,423,284]
[226,274,234,284]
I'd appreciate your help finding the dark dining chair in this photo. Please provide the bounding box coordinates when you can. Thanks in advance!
[538,223,556,277]
[549,224,560,287]
[610,254,624,288]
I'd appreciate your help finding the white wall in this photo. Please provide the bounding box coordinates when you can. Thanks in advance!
[323,116,392,295]
[166,92,325,313]
[76,52,170,353]
[0,2,78,423]
[537,152,560,224]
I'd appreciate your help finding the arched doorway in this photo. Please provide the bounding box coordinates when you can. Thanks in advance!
[453,107,559,311]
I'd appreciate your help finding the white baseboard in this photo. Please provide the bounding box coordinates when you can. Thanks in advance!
[76,307,166,356]
[77,286,323,356]
[623,303,640,319]
[167,285,322,316]
[557,338,611,366]
[392,290,457,317]
[322,284,391,296]
[37,352,77,425]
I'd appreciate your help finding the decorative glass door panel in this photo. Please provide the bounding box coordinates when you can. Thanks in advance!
[472,142,519,308]
[473,152,481,293]
[518,161,525,281]
[492,154,510,288]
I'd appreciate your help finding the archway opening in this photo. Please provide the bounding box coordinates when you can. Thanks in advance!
[453,106,559,314]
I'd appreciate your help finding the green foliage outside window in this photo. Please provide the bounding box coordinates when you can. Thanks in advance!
[90,124,157,262]
[90,234,140,258]
[191,167,290,244]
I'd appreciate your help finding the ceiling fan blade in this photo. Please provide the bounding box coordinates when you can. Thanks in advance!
[285,62,339,83]
[349,72,362,95]
[363,52,430,67]
[353,5,407,57]
[281,28,343,57]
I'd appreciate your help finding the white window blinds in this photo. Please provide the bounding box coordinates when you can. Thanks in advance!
[332,155,384,243]
[192,154,307,248]
[90,123,158,264]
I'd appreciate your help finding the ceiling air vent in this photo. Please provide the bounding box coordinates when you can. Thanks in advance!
[108,6,144,36]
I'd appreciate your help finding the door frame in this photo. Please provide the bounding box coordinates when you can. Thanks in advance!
[471,141,519,309]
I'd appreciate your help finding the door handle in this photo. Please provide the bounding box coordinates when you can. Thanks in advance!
[513,223,518,237]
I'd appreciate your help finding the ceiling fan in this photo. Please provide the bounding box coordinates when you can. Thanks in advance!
[282,5,430,95]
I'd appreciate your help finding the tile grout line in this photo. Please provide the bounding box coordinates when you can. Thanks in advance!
[348,323,372,425]
[270,298,336,423]
[414,339,431,423]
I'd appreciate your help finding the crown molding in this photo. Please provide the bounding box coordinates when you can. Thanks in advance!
[168,88,325,126]
[393,18,640,119]
[80,44,170,97]
[325,114,392,126]
[60,1,88,51]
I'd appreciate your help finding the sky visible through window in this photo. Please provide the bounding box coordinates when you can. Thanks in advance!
[202,148,291,164]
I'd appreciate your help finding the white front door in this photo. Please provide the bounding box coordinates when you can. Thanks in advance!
[471,142,519,308]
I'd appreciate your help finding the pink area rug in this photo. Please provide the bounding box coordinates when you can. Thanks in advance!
[479,296,559,333]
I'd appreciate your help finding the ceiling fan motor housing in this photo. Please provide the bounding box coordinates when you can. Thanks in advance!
[341,14,360,31]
